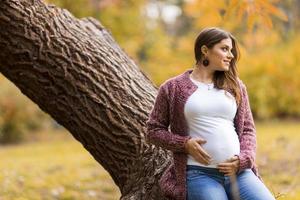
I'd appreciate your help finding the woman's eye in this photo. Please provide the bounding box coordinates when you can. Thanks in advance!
[222,47,228,51]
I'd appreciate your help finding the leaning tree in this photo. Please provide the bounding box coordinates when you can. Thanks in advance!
[0,0,172,199]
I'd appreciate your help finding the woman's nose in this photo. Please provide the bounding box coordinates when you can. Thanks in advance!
[227,51,234,59]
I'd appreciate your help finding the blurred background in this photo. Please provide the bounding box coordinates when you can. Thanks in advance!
[0,0,299,199]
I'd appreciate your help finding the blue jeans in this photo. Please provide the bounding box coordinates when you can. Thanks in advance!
[186,165,275,200]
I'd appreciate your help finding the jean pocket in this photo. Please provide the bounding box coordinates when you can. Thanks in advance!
[244,168,252,172]
[186,169,204,180]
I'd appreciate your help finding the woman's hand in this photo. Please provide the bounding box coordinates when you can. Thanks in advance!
[185,138,212,165]
[217,155,240,176]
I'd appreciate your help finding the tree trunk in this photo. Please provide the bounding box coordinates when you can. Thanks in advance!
[0,0,171,199]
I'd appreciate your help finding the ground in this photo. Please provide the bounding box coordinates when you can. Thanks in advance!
[0,120,299,200]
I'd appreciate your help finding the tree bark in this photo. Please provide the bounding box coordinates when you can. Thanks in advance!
[0,0,171,199]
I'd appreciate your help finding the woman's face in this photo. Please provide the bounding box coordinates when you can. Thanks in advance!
[205,38,234,71]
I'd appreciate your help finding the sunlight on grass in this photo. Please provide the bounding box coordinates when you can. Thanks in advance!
[256,119,300,200]
[0,130,121,200]
[0,120,299,199]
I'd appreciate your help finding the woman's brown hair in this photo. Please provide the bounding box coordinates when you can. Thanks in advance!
[194,27,241,106]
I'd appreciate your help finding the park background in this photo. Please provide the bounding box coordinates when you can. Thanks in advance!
[0,0,300,199]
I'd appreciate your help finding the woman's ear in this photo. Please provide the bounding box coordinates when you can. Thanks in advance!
[201,45,208,56]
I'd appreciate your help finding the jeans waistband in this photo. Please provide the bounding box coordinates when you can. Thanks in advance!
[187,165,225,176]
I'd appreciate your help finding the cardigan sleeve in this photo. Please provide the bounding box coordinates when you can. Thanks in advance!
[145,83,191,153]
[236,83,257,173]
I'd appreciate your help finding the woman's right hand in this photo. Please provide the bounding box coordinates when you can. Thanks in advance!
[185,138,212,165]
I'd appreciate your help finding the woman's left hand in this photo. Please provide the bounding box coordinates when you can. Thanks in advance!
[217,155,240,176]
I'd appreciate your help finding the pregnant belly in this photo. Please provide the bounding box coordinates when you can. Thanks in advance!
[202,139,240,165]
[187,126,241,167]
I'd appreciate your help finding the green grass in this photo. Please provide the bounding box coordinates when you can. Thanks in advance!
[0,130,121,200]
[0,120,299,200]
[255,119,300,200]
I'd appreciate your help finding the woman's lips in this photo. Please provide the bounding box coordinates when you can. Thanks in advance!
[224,61,230,65]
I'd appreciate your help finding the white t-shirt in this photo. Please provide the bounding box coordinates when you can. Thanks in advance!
[184,75,240,168]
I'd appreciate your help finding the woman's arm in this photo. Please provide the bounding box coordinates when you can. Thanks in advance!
[146,83,191,153]
[236,83,257,173]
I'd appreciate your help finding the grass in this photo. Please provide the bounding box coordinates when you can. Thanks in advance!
[0,119,299,200]
[0,130,121,200]
[255,119,300,200]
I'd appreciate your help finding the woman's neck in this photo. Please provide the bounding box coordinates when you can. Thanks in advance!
[191,65,215,84]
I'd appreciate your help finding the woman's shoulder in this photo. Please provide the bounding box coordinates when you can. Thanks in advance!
[236,77,247,89]
[158,71,186,89]
[236,77,251,102]
[163,69,191,86]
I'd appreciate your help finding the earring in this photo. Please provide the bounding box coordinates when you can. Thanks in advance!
[202,57,209,67]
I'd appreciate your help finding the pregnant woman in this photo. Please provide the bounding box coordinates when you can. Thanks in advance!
[146,27,275,200]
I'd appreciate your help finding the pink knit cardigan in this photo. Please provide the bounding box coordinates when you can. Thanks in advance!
[146,69,262,200]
